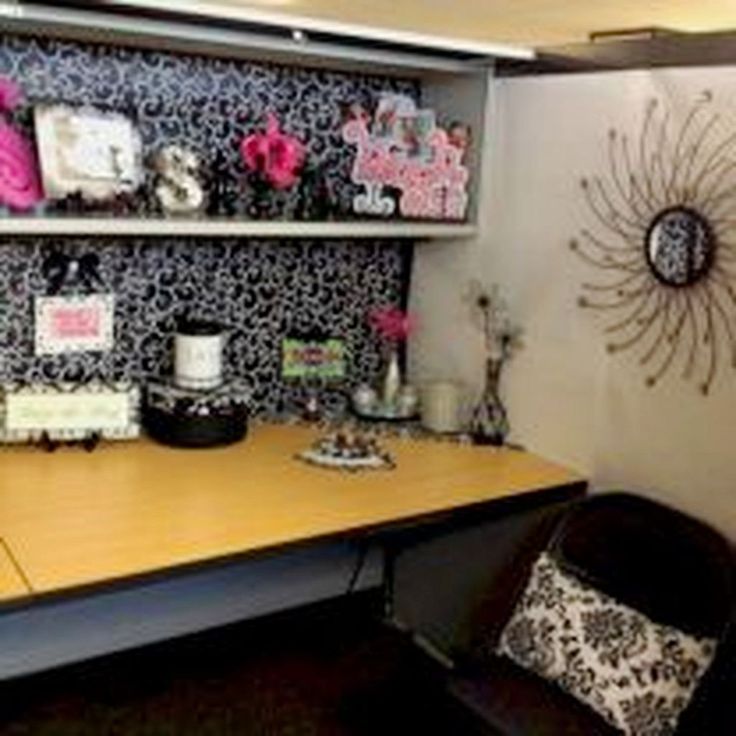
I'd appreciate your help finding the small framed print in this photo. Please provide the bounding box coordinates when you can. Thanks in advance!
[35,294,114,355]
[282,336,346,380]
[373,94,435,161]
[0,382,140,443]
[34,104,143,201]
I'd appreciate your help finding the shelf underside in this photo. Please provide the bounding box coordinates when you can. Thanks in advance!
[0,218,477,240]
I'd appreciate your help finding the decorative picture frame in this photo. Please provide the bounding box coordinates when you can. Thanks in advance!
[0,382,140,443]
[373,94,436,161]
[34,104,143,200]
[281,336,346,380]
[34,293,114,355]
[342,94,469,220]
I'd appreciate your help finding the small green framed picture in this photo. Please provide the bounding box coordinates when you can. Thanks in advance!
[282,337,346,380]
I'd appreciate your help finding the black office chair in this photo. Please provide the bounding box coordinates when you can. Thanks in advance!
[447,492,736,735]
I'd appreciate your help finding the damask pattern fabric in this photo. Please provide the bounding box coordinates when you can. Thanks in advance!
[0,238,407,415]
[0,33,418,219]
[497,553,717,736]
[0,35,415,409]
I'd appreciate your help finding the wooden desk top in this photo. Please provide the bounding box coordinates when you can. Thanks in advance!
[0,424,584,602]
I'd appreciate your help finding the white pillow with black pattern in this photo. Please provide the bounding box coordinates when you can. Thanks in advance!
[496,552,717,736]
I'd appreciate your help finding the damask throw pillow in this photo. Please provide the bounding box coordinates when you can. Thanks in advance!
[496,553,717,736]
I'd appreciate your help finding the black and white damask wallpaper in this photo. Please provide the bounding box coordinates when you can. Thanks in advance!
[0,238,409,414]
[0,34,416,414]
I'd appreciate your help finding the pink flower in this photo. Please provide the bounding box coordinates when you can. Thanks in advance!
[369,307,415,343]
[239,113,305,189]
[0,121,43,211]
[0,76,22,113]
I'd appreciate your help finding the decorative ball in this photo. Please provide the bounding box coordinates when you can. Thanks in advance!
[352,383,377,413]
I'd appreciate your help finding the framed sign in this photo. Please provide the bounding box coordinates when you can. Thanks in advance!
[35,293,114,355]
[0,382,140,443]
[282,337,346,380]
[34,104,143,201]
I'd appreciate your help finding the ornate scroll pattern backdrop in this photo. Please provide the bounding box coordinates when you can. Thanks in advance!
[0,34,416,413]
[0,238,408,414]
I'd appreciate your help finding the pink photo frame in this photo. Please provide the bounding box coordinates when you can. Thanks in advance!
[342,94,469,220]
[34,294,114,355]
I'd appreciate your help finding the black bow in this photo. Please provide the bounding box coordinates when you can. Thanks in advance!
[42,252,104,295]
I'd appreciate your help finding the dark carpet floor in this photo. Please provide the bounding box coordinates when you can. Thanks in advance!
[0,594,478,735]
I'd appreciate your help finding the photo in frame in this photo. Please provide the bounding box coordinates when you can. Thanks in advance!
[374,94,436,161]
[35,293,114,355]
[34,104,143,201]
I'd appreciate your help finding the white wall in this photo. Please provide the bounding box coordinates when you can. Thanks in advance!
[411,67,736,541]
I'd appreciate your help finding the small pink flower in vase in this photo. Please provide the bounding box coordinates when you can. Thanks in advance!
[0,76,44,212]
[369,307,416,412]
[239,113,305,217]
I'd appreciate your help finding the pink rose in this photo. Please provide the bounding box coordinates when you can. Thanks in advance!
[369,307,415,342]
[240,113,305,190]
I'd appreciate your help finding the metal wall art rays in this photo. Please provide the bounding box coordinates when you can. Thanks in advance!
[570,91,736,395]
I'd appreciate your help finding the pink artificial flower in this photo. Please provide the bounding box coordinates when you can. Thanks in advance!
[369,306,415,343]
[0,76,22,113]
[0,121,43,211]
[239,113,305,189]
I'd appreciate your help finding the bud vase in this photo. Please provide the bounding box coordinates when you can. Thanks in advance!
[470,356,509,446]
[381,347,402,409]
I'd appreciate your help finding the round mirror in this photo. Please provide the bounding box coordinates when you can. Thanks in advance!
[645,206,714,287]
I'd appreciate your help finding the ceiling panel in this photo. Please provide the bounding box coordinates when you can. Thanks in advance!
[195,0,736,45]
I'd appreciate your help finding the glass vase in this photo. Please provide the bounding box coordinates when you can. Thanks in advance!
[470,356,509,446]
[381,346,402,410]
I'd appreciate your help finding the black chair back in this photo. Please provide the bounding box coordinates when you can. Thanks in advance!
[548,492,734,638]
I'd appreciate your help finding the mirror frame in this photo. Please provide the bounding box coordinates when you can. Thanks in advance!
[571,93,736,394]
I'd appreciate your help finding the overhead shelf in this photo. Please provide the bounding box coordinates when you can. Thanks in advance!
[0,3,494,239]
[0,1,533,77]
[0,217,478,240]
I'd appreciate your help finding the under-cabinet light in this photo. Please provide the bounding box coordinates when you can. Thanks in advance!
[5,2,508,74]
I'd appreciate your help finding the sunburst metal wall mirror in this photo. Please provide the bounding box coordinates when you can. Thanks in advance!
[570,91,736,395]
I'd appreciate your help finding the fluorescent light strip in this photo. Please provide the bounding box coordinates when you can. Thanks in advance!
[99,0,535,60]
[5,2,516,74]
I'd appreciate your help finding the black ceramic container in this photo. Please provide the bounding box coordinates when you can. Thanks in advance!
[143,379,249,449]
